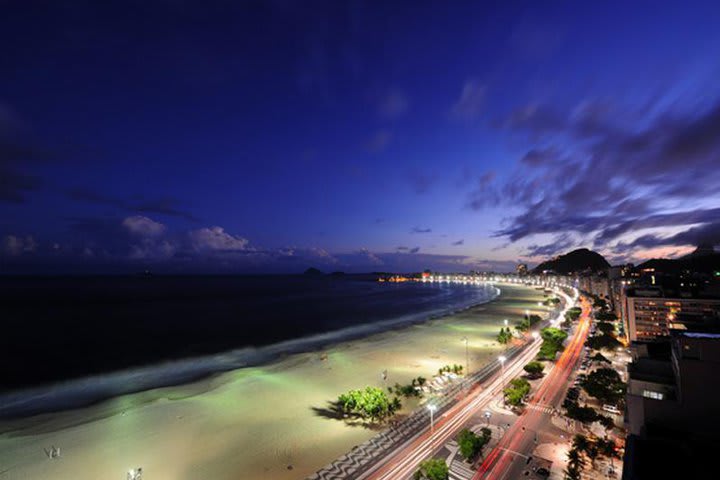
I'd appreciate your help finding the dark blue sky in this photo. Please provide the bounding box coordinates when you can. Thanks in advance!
[2,1,720,273]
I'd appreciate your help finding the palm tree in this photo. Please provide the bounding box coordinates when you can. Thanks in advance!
[572,434,590,453]
[585,442,599,468]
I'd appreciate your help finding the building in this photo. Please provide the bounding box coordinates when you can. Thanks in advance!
[516,263,528,276]
[622,288,720,342]
[623,330,720,479]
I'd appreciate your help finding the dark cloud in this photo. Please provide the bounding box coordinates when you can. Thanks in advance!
[66,188,199,221]
[411,226,432,234]
[471,95,720,256]
[409,246,420,254]
[0,111,51,203]
[451,239,464,246]
[407,170,436,195]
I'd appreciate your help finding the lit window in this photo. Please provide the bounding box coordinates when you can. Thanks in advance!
[642,390,664,400]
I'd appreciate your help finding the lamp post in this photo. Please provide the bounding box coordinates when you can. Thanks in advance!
[461,336,469,376]
[427,404,437,432]
[498,355,507,405]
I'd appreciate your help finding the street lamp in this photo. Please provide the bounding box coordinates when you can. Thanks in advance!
[483,410,492,426]
[427,404,437,432]
[461,336,469,376]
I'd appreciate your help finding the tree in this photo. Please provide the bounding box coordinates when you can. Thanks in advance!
[497,327,512,344]
[336,386,400,423]
[593,298,608,310]
[572,434,590,455]
[586,333,621,351]
[565,401,599,424]
[596,322,615,335]
[523,361,545,378]
[565,448,585,480]
[414,458,449,480]
[582,368,626,405]
[457,428,491,461]
[503,377,531,406]
[565,307,582,322]
[595,311,617,321]
[537,327,569,360]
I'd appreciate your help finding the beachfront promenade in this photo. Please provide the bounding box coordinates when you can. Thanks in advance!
[308,282,576,480]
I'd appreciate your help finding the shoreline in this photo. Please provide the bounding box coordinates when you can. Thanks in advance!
[0,284,547,480]
[0,283,500,420]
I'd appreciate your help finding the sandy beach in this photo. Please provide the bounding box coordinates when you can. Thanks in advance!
[0,284,547,480]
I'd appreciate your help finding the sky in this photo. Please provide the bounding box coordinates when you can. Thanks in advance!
[2,0,720,273]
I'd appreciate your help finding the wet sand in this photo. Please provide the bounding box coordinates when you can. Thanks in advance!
[0,284,546,480]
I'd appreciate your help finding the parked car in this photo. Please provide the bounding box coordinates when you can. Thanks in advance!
[602,404,621,415]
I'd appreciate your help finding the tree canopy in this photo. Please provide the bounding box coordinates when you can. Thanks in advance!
[595,310,617,321]
[582,368,626,405]
[457,428,492,461]
[523,361,544,378]
[504,377,531,406]
[537,327,569,360]
[596,322,615,335]
[497,327,512,344]
[337,386,401,422]
[414,458,449,480]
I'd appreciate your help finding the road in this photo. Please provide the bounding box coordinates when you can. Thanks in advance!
[474,299,591,480]
[358,288,577,480]
[358,334,544,480]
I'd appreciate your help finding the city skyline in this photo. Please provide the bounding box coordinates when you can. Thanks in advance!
[2,1,720,273]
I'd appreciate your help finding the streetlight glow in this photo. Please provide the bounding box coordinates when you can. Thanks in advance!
[427,404,438,432]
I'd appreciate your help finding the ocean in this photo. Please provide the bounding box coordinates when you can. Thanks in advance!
[0,274,497,416]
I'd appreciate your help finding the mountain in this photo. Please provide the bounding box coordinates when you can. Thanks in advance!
[681,244,717,259]
[638,251,720,274]
[532,248,610,274]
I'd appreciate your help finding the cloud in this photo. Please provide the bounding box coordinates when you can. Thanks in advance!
[122,216,166,237]
[411,226,432,234]
[407,169,436,195]
[188,226,250,252]
[409,246,420,254]
[451,80,486,120]
[452,239,464,246]
[470,94,720,258]
[67,188,198,221]
[365,130,392,153]
[377,90,409,118]
[0,104,50,203]
[2,234,37,256]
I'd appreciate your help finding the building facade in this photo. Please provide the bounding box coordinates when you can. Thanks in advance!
[623,289,720,342]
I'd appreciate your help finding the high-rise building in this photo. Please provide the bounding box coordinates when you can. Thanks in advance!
[623,288,720,342]
[623,330,720,479]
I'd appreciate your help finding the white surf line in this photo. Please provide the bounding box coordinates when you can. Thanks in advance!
[369,340,542,480]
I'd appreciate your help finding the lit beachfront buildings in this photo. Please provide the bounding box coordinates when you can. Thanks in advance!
[380,265,720,343]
